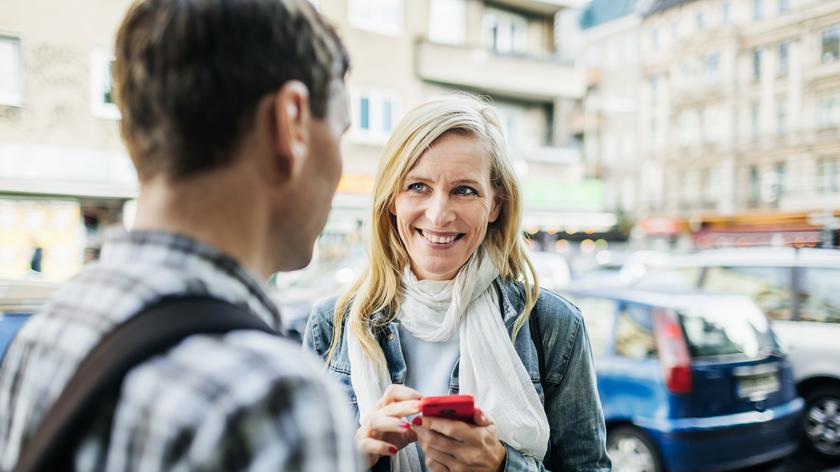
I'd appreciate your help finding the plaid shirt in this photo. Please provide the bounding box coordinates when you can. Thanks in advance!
[0,230,360,471]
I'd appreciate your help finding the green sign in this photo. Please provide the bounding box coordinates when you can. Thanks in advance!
[520,178,604,212]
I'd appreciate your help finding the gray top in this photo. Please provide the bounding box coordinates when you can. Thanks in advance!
[398,325,460,397]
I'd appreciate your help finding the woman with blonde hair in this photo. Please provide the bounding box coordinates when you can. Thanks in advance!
[305,95,610,472]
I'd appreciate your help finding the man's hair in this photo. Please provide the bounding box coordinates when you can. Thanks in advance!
[113,0,350,180]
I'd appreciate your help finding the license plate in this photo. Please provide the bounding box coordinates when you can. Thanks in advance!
[737,372,780,400]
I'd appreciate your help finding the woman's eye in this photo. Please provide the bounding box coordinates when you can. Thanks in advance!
[454,186,478,196]
[407,182,427,192]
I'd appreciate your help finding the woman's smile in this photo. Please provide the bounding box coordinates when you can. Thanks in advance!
[415,228,465,247]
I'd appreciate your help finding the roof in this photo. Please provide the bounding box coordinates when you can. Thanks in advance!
[644,0,698,16]
[580,0,638,29]
[561,286,751,309]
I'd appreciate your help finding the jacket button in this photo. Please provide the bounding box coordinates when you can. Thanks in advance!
[388,333,395,340]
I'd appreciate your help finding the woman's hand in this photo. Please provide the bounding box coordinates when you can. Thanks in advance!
[412,407,507,472]
[356,385,423,467]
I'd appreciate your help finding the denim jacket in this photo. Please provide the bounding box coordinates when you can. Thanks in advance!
[304,278,611,472]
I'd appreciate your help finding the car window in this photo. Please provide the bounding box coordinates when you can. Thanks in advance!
[797,268,840,323]
[572,297,616,358]
[615,304,656,360]
[702,266,793,321]
[678,297,776,359]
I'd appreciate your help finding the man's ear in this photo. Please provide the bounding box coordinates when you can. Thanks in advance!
[271,80,311,180]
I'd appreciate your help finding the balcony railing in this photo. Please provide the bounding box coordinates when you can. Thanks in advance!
[415,40,584,101]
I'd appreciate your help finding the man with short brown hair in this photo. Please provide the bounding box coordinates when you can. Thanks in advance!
[0,0,359,469]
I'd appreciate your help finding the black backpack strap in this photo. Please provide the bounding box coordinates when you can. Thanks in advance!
[495,280,546,385]
[14,295,275,472]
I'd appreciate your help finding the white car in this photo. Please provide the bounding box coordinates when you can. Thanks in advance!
[624,247,840,460]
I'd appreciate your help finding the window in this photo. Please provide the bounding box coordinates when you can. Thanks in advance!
[428,0,465,45]
[679,110,699,146]
[359,97,370,130]
[753,0,763,20]
[778,0,790,14]
[670,21,679,41]
[702,266,793,321]
[778,41,790,75]
[818,158,839,194]
[797,268,840,323]
[822,25,840,64]
[650,74,660,101]
[705,52,720,84]
[722,1,732,24]
[494,104,524,147]
[749,165,761,203]
[651,28,660,51]
[0,36,23,106]
[679,298,775,359]
[348,0,403,36]
[483,8,527,54]
[777,101,787,135]
[753,47,762,81]
[696,11,705,30]
[351,89,401,142]
[775,161,786,197]
[573,297,617,357]
[751,103,761,138]
[702,106,719,143]
[615,305,656,360]
[818,91,840,129]
[90,50,119,120]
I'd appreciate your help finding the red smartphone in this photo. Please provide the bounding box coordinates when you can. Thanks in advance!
[419,394,475,423]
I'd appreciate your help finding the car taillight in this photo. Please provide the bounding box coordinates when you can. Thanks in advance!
[653,307,692,394]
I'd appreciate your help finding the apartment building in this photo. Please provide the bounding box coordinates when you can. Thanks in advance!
[579,0,645,217]
[314,0,606,233]
[0,0,136,279]
[0,0,600,280]
[635,0,840,246]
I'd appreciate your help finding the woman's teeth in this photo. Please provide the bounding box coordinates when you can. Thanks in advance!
[420,230,458,244]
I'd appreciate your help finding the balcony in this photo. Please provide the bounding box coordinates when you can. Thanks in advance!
[509,146,581,164]
[415,40,584,101]
[488,0,586,15]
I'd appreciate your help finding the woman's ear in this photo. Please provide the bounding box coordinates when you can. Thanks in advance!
[488,192,503,223]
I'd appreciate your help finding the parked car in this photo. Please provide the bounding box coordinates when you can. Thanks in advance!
[564,287,803,472]
[0,279,58,361]
[624,248,840,461]
[527,250,571,291]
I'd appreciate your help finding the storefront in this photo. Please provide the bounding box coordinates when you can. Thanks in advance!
[0,145,137,281]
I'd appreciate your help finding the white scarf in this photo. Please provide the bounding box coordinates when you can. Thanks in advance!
[347,250,550,471]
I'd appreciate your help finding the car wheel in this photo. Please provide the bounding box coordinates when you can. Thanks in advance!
[803,386,840,461]
[607,426,664,472]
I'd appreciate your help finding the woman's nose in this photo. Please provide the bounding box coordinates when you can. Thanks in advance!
[426,193,455,227]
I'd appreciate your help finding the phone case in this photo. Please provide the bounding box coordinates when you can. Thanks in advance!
[419,394,475,423]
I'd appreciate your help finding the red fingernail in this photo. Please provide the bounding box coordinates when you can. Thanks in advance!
[401,422,411,429]
[389,446,398,455]
[412,417,422,426]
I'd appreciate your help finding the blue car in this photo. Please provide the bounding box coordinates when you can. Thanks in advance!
[0,279,57,361]
[564,288,804,472]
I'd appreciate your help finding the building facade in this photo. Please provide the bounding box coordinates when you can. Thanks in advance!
[316,0,608,234]
[0,0,605,280]
[635,0,840,247]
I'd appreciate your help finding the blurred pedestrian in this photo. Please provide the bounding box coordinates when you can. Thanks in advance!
[28,245,42,273]
[305,95,611,471]
[0,0,360,470]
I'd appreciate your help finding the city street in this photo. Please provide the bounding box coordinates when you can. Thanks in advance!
[743,449,838,472]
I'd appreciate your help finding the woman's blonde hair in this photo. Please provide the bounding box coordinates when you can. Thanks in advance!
[326,94,539,369]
